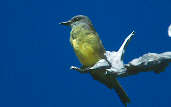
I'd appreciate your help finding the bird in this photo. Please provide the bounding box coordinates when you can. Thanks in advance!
[59,15,130,106]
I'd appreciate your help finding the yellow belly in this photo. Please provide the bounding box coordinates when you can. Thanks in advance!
[72,39,100,66]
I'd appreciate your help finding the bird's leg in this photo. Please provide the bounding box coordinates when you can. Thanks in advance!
[104,56,112,68]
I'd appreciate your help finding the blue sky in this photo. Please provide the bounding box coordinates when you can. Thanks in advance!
[2,0,171,106]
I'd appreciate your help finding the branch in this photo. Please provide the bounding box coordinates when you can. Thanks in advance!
[117,31,135,60]
[70,31,171,78]
[123,52,171,77]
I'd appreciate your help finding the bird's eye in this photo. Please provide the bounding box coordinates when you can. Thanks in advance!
[73,17,80,22]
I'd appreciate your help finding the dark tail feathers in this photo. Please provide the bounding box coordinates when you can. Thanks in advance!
[112,78,130,106]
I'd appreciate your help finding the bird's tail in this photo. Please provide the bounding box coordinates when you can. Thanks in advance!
[112,78,130,106]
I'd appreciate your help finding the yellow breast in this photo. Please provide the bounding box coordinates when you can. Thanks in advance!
[72,39,100,66]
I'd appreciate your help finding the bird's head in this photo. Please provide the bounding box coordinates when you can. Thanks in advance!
[59,15,92,28]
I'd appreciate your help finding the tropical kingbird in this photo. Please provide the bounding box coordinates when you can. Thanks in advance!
[60,15,130,106]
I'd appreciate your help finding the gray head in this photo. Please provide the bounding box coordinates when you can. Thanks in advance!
[59,15,93,28]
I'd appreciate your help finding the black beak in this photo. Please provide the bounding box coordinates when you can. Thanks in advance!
[59,20,71,26]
